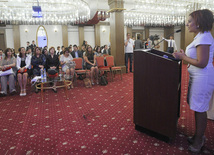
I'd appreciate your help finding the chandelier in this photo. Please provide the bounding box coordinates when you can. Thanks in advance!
[0,0,90,25]
[124,0,214,26]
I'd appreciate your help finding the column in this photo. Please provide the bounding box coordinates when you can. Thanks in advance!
[127,27,132,37]
[13,25,20,52]
[180,25,185,51]
[108,0,126,72]
[95,24,101,46]
[144,27,149,40]
[79,26,84,46]
[62,25,68,47]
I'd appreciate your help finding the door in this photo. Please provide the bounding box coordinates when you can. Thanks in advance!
[0,34,6,50]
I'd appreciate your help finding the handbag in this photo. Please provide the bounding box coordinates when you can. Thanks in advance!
[0,68,13,76]
[47,69,57,75]
[66,61,76,69]
[83,78,92,88]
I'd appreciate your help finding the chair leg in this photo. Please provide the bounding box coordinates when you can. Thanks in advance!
[120,70,122,80]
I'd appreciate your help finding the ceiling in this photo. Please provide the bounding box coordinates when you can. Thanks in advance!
[0,0,213,26]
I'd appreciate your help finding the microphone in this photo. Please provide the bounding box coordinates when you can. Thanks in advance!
[151,29,181,49]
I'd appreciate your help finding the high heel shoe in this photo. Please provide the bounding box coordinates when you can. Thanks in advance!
[188,136,206,153]
[22,89,26,96]
[20,89,24,96]
[187,135,206,144]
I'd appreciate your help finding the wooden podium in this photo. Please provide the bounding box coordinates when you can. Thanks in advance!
[134,49,182,141]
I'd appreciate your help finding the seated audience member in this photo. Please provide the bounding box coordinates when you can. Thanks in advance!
[81,45,86,55]
[102,45,110,55]
[31,47,46,76]
[0,48,17,96]
[60,46,65,55]
[95,46,102,57]
[26,41,31,51]
[42,48,49,57]
[71,45,83,58]
[84,45,99,85]
[56,46,61,56]
[46,47,60,93]
[60,47,75,89]
[0,49,5,61]
[11,48,17,58]
[69,46,73,55]
[17,47,31,96]
[27,48,33,57]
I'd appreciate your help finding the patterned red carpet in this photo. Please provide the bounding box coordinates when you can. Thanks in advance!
[0,65,214,155]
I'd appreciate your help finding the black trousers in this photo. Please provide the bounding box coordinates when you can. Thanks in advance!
[167,47,174,53]
[125,53,133,72]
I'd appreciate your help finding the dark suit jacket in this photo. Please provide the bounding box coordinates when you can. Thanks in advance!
[71,50,83,58]
[103,49,109,55]
[46,54,60,70]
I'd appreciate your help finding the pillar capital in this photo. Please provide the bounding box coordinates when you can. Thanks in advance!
[108,0,125,13]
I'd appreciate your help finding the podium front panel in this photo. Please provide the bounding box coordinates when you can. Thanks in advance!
[134,49,181,139]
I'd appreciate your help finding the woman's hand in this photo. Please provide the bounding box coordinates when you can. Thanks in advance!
[50,66,56,69]
[172,49,186,60]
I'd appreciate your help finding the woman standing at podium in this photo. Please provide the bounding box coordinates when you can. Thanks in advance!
[173,9,214,153]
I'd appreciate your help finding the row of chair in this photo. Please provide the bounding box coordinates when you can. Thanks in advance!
[72,55,122,82]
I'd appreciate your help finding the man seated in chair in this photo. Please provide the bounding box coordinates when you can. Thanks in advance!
[102,45,110,55]
[71,45,83,58]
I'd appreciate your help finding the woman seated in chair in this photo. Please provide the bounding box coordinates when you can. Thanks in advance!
[60,47,75,89]
[31,47,46,93]
[0,48,17,97]
[84,45,99,85]
[16,47,31,96]
[95,46,102,57]
[31,47,46,76]
[46,47,60,93]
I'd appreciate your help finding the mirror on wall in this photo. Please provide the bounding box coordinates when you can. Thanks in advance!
[36,26,48,48]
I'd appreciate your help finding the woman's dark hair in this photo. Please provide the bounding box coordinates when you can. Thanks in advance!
[34,47,41,56]
[190,9,214,33]
[63,47,70,55]
[4,48,13,60]
[18,47,26,58]
[42,48,48,55]
[85,45,93,57]
[96,46,101,53]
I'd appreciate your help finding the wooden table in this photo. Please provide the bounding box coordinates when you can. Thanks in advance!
[36,80,72,102]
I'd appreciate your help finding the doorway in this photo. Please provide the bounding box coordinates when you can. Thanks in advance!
[0,33,6,50]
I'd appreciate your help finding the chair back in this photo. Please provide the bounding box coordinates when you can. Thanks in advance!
[103,54,109,57]
[96,56,105,67]
[73,58,83,69]
[106,56,114,67]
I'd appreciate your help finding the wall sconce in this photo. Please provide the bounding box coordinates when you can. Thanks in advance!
[54,29,58,32]
[102,29,106,32]
[25,29,28,33]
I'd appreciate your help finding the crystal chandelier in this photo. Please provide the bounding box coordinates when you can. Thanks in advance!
[0,0,90,25]
[124,0,214,26]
